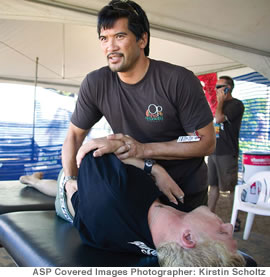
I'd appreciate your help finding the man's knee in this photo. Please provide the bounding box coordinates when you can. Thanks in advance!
[80,151,118,169]
[78,152,125,186]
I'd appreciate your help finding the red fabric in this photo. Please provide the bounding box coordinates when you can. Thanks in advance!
[197,73,217,116]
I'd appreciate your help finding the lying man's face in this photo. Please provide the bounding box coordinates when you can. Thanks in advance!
[187,206,237,252]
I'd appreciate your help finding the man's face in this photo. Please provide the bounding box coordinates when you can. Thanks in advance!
[215,79,229,94]
[99,18,142,72]
[187,206,237,252]
[216,79,227,88]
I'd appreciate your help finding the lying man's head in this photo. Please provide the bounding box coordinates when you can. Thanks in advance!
[152,205,245,267]
[157,237,245,267]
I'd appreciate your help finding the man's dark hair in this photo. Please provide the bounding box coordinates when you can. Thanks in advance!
[97,0,150,56]
[219,76,235,91]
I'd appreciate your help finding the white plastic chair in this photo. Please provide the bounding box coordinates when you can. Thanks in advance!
[231,171,270,240]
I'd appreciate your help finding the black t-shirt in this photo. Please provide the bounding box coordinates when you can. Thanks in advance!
[71,154,163,256]
[71,59,213,195]
[214,98,244,156]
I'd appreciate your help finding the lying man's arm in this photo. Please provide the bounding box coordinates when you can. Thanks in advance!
[122,158,184,205]
[76,137,184,205]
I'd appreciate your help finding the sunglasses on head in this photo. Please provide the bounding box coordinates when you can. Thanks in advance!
[215,85,227,89]
[110,0,139,16]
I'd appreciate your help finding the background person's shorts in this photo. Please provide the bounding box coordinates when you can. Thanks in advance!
[208,154,238,191]
[55,169,74,223]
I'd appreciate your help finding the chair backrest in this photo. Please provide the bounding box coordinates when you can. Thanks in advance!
[246,171,270,207]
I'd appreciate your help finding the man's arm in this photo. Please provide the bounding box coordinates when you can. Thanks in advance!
[62,122,89,177]
[215,100,226,123]
[108,121,216,160]
[75,137,184,204]
[76,136,125,167]
[122,158,184,205]
[62,123,89,207]
[215,88,227,123]
[216,90,244,125]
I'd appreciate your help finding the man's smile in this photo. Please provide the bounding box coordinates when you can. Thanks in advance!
[107,53,123,63]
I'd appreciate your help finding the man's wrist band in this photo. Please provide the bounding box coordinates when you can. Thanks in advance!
[63,176,77,186]
[144,159,155,175]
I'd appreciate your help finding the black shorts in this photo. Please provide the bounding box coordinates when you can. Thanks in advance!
[208,154,238,191]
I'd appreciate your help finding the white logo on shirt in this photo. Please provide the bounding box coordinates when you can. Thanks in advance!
[128,241,157,256]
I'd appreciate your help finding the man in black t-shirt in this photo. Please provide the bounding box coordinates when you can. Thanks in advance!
[208,76,244,219]
[62,0,216,214]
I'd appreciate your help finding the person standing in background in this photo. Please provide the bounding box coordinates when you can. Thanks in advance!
[208,76,244,231]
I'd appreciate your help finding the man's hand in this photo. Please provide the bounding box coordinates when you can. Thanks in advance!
[65,179,77,217]
[76,136,125,167]
[107,133,145,160]
[216,87,228,103]
[65,179,78,196]
[151,164,184,205]
[215,87,229,123]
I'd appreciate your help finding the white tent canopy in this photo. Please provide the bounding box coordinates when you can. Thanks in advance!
[0,0,269,93]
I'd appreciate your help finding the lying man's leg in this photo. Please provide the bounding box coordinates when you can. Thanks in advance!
[20,172,57,197]
[20,170,74,223]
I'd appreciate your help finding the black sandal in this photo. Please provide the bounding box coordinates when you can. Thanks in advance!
[234,218,241,232]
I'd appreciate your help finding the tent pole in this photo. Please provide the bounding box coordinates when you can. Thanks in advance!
[31,57,39,161]
[62,24,65,79]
